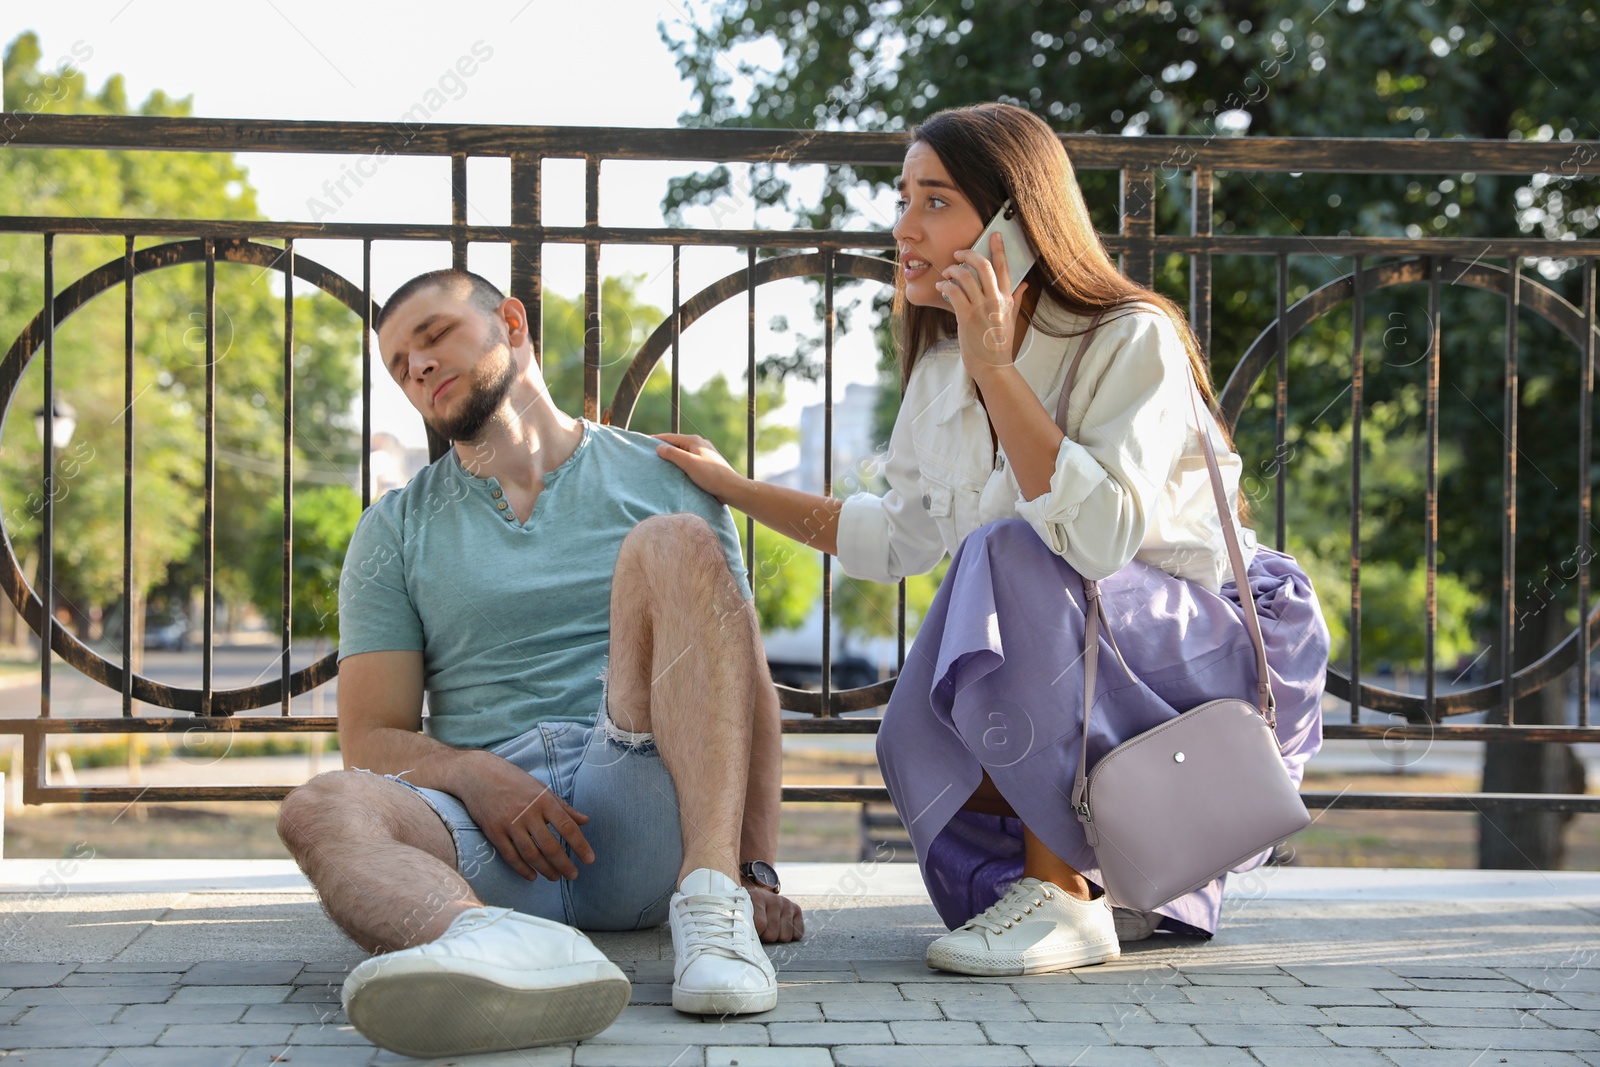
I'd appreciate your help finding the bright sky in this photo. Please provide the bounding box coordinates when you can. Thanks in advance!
[16,1,893,462]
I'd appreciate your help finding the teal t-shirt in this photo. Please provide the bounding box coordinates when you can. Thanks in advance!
[336,420,753,749]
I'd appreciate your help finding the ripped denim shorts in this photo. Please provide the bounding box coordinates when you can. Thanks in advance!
[389,697,682,932]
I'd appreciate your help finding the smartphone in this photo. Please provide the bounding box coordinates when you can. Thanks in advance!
[969,199,1038,292]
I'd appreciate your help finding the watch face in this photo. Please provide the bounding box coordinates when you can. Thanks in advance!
[743,861,780,890]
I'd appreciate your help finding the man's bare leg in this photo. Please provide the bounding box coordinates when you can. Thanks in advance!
[738,614,783,872]
[281,769,632,1055]
[605,513,785,1012]
[604,513,768,883]
[277,770,478,952]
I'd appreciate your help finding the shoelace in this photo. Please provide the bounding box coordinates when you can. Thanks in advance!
[676,895,765,966]
[964,881,1055,936]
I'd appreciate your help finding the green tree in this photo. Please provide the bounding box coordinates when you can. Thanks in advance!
[244,486,363,642]
[833,559,949,641]
[742,525,825,632]
[0,32,362,661]
[662,0,1600,865]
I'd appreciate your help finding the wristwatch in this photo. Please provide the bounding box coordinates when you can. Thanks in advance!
[739,860,781,894]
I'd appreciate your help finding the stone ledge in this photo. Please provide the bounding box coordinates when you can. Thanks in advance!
[3,859,1598,901]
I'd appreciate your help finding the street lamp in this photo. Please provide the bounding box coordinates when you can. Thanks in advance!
[32,399,76,640]
[34,400,77,451]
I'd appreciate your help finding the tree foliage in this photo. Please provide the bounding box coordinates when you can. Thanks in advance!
[0,32,362,643]
[244,486,363,641]
[661,0,1600,673]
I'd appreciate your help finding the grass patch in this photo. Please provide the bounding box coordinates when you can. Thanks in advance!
[3,745,1595,871]
[0,733,338,775]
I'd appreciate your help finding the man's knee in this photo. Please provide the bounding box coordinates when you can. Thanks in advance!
[278,768,392,854]
[623,512,722,555]
[618,512,732,587]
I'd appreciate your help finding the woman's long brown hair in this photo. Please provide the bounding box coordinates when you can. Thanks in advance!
[893,103,1229,441]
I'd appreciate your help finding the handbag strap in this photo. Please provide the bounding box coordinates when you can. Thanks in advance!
[1055,310,1279,822]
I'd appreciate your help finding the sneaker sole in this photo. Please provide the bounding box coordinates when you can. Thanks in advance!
[925,938,1121,977]
[344,958,630,1056]
[672,983,778,1015]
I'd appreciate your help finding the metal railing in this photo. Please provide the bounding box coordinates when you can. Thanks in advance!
[2,114,1598,816]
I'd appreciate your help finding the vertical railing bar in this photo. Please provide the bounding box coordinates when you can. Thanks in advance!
[530,155,544,366]
[281,239,294,717]
[1579,258,1595,728]
[1119,165,1156,288]
[450,150,468,461]
[821,251,835,715]
[1190,165,1213,363]
[39,234,54,720]
[361,239,372,511]
[897,580,906,674]
[1503,261,1521,725]
[202,238,216,716]
[672,245,681,434]
[1425,256,1440,721]
[509,152,543,368]
[1349,256,1364,724]
[451,152,468,271]
[446,152,468,471]
[745,247,756,579]
[583,156,601,421]
[121,235,135,717]
[1275,253,1288,552]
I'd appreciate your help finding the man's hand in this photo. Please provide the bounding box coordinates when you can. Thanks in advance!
[747,886,804,943]
[452,750,594,882]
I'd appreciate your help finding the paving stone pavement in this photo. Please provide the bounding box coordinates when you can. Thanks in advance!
[2,957,1599,1066]
[1,863,1597,1065]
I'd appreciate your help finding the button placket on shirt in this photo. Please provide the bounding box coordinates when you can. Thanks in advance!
[488,484,515,522]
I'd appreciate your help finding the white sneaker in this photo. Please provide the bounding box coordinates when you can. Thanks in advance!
[925,877,1121,976]
[668,868,778,1015]
[341,906,630,1057]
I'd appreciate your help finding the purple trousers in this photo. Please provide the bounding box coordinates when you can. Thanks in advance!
[876,520,1328,936]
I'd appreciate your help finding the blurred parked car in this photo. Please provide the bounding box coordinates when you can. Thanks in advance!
[763,605,894,693]
[145,610,191,651]
[100,605,193,651]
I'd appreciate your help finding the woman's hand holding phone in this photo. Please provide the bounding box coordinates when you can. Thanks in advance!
[937,229,1031,384]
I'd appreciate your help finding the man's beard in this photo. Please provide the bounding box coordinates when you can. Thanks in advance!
[426,345,517,442]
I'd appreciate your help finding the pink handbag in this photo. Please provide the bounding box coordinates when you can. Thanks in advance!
[1053,315,1311,913]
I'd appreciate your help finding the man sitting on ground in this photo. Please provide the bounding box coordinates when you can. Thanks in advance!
[277,268,801,1059]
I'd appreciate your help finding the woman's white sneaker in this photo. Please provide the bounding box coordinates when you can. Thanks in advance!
[925,877,1121,976]
[341,906,630,1057]
[668,868,778,1015]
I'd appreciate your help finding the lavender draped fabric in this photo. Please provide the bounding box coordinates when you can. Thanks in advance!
[876,519,1329,936]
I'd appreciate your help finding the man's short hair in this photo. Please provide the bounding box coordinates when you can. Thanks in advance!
[376,268,505,333]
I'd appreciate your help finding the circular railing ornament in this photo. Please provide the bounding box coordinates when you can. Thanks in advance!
[0,237,373,714]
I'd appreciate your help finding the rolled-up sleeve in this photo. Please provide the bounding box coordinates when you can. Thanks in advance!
[835,374,948,584]
[1014,311,1190,580]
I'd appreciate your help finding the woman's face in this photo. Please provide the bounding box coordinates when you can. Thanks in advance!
[893,140,986,309]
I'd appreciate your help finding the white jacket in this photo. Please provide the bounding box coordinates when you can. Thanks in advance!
[835,301,1258,593]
